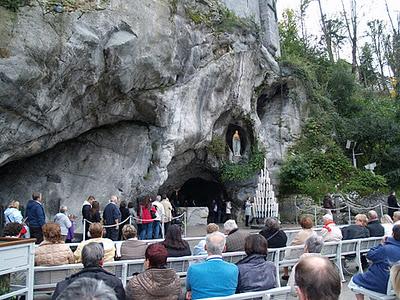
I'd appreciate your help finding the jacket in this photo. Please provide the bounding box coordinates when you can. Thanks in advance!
[225,229,249,252]
[52,266,126,300]
[388,195,399,218]
[152,201,165,222]
[74,238,115,263]
[353,237,400,294]
[259,228,287,248]
[26,199,45,227]
[341,224,370,240]
[126,268,181,300]
[321,222,343,242]
[161,199,173,222]
[140,205,154,225]
[82,201,91,221]
[120,239,148,260]
[4,207,23,224]
[34,241,74,266]
[103,202,121,226]
[367,220,385,237]
[236,254,276,293]
[54,213,72,236]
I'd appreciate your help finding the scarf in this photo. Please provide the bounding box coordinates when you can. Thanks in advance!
[323,220,335,232]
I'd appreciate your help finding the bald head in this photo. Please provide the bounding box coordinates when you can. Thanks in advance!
[206,232,226,256]
[368,210,378,221]
[295,256,341,300]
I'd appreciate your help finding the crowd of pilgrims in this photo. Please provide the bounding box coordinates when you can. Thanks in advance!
[3,192,400,299]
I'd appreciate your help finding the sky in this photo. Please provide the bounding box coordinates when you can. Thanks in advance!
[277,0,400,72]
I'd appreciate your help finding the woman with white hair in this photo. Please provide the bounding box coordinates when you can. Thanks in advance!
[54,205,72,241]
[321,214,342,242]
[381,214,394,236]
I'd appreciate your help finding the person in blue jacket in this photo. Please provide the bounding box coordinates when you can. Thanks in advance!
[350,224,400,299]
[26,192,46,244]
[103,195,121,241]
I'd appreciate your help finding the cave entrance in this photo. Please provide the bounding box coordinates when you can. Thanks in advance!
[171,177,223,207]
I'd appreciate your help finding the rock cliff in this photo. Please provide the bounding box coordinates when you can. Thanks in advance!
[0,0,309,222]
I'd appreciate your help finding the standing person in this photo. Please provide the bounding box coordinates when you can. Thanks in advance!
[225,200,232,222]
[54,206,72,241]
[388,191,399,219]
[26,192,45,244]
[152,195,165,239]
[244,198,253,227]
[322,194,335,215]
[139,196,154,240]
[4,200,23,224]
[66,214,76,243]
[82,196,95,240]
[118,201,130,240]
[211,199,218,223]
[88,200,101,223]
[127,201,138,230]
[103,196,121,241]
[161,194,173,234]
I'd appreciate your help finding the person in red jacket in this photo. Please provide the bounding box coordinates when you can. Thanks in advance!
[139,196,155,240]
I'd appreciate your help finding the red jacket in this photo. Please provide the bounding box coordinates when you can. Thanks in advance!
[140,205,155,224]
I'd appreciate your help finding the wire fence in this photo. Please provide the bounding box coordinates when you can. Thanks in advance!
[295,201,398,226]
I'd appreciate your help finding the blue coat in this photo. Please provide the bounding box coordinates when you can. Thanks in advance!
[103,202,121,226]
[353,237,400,294]
[26,199,45,227]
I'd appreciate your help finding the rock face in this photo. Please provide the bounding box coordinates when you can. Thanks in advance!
[0,0,309,225]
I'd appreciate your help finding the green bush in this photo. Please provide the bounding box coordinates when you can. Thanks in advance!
[220,147,265,182]
[207,136,226,158]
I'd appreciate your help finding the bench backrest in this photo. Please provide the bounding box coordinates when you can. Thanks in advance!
[200,286,291,300]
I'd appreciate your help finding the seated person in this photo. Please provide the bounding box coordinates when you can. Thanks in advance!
[186,232,238,299]
[393,211,400,224]
[3,222,26,238]
[224,220,249,252]
[35,223,74,266]
[125,243,181,300]
[391,263,400,298]
[366,210,385,237]
[74,223,115,263]
[282,215,316,280]
[381,214,393,236]
[350,225,400,299]
[161,224,191,257]
[288,235,324,295]
[295,256,341,300]
[193,223,220,256]
[53,243,125,300]
[236,234,276,293]
[56,278,117,300]
[117,224,148,260]
[321,214,342,242]
[341,214,370,240]
[259,217,287,248]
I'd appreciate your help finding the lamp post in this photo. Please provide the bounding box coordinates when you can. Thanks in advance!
[346,140,363,168]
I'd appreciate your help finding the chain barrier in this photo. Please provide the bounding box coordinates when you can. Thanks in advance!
[83,212,187,241]
[295,201,400,227]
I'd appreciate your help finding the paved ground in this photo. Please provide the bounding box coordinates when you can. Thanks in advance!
[34,223,356,299]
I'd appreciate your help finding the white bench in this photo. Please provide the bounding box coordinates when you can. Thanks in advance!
[201,286,291,300]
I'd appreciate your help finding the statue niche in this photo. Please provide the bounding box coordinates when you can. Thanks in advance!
[226,125,247,160]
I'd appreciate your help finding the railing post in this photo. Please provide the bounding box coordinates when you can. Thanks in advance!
[83,219,86,241]
[314,207,317,226]
[184,212,187,238]
[379,204,384,218]
[348,205,351,224]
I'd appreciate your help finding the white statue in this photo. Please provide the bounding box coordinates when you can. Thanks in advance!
[232,130,241,156]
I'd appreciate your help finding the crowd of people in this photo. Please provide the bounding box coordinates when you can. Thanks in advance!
[3,191,400,299]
